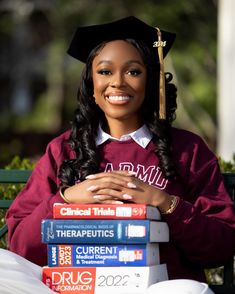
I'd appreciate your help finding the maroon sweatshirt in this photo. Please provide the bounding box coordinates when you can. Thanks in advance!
[6,127,235,281]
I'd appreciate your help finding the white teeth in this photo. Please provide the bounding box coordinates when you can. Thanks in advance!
[107,96,131,101]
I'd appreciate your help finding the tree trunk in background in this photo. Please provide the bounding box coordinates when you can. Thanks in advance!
[217,0,235,160]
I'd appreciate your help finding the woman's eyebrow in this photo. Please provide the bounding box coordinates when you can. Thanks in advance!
[126,60,145,66]
[96,59,144,66]
[96,60,112,66]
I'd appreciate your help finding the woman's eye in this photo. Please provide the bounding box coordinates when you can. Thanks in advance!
[98,69,111,75]
[128,69,142,76]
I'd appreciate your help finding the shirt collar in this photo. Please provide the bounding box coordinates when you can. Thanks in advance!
[96,124,153,149]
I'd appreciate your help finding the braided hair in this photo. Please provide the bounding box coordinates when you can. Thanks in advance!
[59,39,177,186]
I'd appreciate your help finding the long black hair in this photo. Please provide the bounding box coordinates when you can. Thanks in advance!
[59,39,177,186]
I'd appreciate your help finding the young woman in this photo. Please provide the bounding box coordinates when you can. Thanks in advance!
[6,16,235,284]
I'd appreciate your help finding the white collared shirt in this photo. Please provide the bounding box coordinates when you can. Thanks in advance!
[96,124,153,149]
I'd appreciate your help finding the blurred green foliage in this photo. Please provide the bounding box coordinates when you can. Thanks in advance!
[218,154,235,172]
[4,155,35,171]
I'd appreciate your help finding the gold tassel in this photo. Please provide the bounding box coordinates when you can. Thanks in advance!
[154,27,166,120]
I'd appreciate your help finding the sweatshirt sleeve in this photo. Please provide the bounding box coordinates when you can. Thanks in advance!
[164,134,235,268]
[5,134,72,266]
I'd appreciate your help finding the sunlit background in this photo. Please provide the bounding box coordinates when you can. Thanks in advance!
[1,0,234,167]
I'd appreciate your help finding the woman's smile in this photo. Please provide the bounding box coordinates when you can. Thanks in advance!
[105,94,133,104]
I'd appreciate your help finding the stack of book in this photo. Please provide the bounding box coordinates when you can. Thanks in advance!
[41,203,169,294]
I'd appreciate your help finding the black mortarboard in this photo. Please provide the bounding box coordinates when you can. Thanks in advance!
[67,16,175,63]
[67,16,176,120]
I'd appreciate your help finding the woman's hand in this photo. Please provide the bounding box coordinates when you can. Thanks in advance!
[62,170,135,204]
[63,170,173,211]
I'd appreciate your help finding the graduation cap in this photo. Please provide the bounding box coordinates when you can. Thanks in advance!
[67,16,176,120]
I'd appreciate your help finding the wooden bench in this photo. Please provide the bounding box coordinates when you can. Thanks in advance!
[0,169,234,293]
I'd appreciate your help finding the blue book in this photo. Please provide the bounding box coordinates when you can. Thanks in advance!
[41,219,169,244]
[47,243,160,267]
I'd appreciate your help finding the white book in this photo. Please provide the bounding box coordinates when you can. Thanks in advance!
[42,264,168,294]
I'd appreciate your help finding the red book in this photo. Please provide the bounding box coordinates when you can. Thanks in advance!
[53,203,161,220]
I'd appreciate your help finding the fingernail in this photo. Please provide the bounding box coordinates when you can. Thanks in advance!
[122,194,133,200]
[86,174,96,179]
[128,171,136,176]
[87,185,98,191]
[114,201,124,204]
[127,182,136,188]
[93,195,103,199]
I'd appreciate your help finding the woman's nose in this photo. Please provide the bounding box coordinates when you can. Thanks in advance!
[111,73,125,88]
